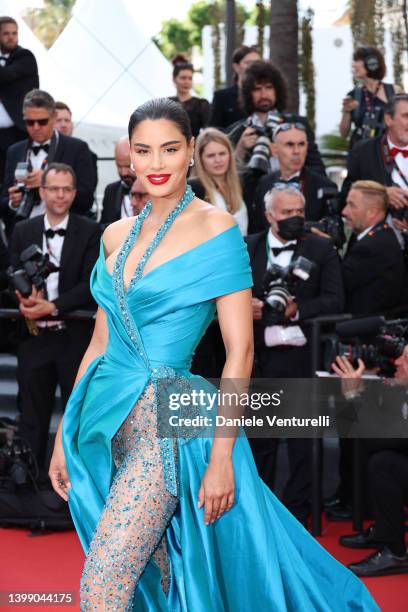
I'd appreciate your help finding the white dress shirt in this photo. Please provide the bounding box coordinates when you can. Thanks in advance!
[213,190,248,236]
[0,52,14,128]
[121,194,134,218]
[266,228,297,268]
[388,137,408,189]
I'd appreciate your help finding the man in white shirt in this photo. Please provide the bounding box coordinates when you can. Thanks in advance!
[9,162,100,470]
[0,16,39,182]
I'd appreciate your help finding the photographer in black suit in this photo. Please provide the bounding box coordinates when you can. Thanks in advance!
[246,184,344,525]
[209,45,260,130]
[342,181,404,316]
[0,89,96,234]
[100,136,137,225]
[252,123,337,233]
[0,16,39,183]
[9,163,100,469]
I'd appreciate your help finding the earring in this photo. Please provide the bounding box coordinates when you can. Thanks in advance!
[189,158,195,167]
[130,163,135,171]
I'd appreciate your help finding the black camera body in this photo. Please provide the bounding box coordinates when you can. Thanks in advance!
[262,256,314,325]
[8,244,59,298]
[0,418,37,488]
[324,317,408,376]
[304,187,345,248]
[245,114,282,175]
[13,160,38,220]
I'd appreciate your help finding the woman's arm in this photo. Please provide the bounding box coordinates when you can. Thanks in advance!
[198,288,254,525]
[49,307,109,500]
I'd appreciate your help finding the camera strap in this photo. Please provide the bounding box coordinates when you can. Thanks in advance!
[382,136,408,188]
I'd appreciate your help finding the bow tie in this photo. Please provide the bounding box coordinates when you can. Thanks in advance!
[278,177,300,184]
[0,55,8,65]
[389,147,408,159]
[45,228,66,239]
[271,245,295,257]
[31,143,49,155]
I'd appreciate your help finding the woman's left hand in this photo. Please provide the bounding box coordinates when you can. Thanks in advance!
[198,457,235,525]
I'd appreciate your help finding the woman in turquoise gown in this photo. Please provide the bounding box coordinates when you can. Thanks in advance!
[49,98,379,611]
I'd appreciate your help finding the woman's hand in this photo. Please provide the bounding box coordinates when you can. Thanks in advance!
[198,456,235,525]
[331,355,365,398]
[342,96,358,113]
[49,437,70,502]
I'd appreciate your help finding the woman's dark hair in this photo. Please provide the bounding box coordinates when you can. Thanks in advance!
[240,60,288,114]
[353,46,386,80]
[128,98,192,142]
[231,45,260,83]
[172,54,194,79]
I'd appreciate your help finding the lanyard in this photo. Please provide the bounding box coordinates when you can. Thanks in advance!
[382,136,408,188]
[362,82,381,114]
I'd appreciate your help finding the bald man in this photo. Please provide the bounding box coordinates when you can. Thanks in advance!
[100,136,136,225]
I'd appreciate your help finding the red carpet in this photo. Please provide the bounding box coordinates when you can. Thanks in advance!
[1,520,407,611]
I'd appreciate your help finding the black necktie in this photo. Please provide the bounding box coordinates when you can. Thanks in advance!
[45,228,66,239]
[271,245,295,257]
[31,143,49,155]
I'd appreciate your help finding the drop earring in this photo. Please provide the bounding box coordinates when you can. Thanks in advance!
[189,158,195,167]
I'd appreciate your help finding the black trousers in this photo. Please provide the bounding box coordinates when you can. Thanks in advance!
[0,126,26,185]
[369,450,408,556]
[16,325,90,468]
[250,344,312,526]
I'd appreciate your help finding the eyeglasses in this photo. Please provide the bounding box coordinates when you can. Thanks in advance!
[24,117,50,127]
[131,192,148,200]
[273,122,306,139]
[43,186,75,194]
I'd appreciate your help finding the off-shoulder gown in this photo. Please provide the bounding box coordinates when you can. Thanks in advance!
[62,190,379,611]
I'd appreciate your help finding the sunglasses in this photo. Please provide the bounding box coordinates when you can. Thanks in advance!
[24,117,50,127]
[273,181,301,192]
[273,122,306,139]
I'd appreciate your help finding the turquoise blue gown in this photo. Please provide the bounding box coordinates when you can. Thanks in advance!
[62,202,379,611]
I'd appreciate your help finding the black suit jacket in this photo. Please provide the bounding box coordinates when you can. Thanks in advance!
[101,180,128,225]
[9,213,101,317]
[251,168,338,233]
[342,225,405,316]
[246,230,344,348]
[340,135,391,205]
[209,84,245,130]
[0,46,39,131]
[1,132,97,229]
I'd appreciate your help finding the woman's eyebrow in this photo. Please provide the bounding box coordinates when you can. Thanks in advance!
[133,140,182,148]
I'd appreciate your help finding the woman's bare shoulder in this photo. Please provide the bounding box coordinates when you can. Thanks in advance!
[102,217,135,256]
[190,197,237,237]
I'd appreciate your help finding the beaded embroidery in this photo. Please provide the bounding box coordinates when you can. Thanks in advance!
[111,184,195,496]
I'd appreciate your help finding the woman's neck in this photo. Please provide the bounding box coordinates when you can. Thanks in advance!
[149,185,187,222]
[362,76,381,93]
[177,92,192,102]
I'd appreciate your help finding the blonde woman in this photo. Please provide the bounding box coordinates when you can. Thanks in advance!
[190,127,249,235]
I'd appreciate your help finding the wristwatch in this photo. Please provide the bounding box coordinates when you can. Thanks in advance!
[51,305,59,317]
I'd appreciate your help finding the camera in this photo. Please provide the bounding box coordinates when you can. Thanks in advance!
[262,256,314,325]
[324,316,408,376]
[245,114,282,174]
[14,161,37,220]
[304,187,346,248]
[0,417,37,488]
[7,244,59,298]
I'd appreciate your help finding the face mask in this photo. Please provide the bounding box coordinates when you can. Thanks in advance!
[277,215,304,240]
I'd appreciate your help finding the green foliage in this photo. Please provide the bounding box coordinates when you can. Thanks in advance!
[320,132,349,152]
[23,0,75,48]
[256,1,266,54]
[188,1,214,48]
[349,0,384,50]
[154,19,192,60]
[300,10,316,132]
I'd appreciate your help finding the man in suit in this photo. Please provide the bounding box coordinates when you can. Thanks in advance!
[251,123,337,233]
[227,60,326,178]
[247,185,344,525]
[342,180,404,316]
[10,162,100,469]
[209,45,260,130]
[0,16,39,183]
[100,136,136,225]
[340,94,408,235]
[0,89,96,234]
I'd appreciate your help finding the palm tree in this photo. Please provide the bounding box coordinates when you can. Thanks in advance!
[269,0,299,113]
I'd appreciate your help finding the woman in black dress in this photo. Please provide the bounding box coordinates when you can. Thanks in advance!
[169,54,210,137]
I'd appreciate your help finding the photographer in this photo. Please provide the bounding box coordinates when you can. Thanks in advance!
[332,352,408,577]
[227,60,325,185]
[340,47,400,151]
[252,123,338,234]
[246,184,344,525]
[341,181,405,315]
[0,89,96,235]
[9,163,100,471]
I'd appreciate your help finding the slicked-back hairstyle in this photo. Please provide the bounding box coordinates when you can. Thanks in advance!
[41,162,76,188]
[23,89,56,114]
[240,60,288,115]
[128,98,192,142]
[384,93,408,118]
[351,180,388,211]
[353,46,386,81]
[55,101,72,115]
[0,16,17,30]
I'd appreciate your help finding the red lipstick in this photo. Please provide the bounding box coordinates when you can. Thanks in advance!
[147,174,171,185]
